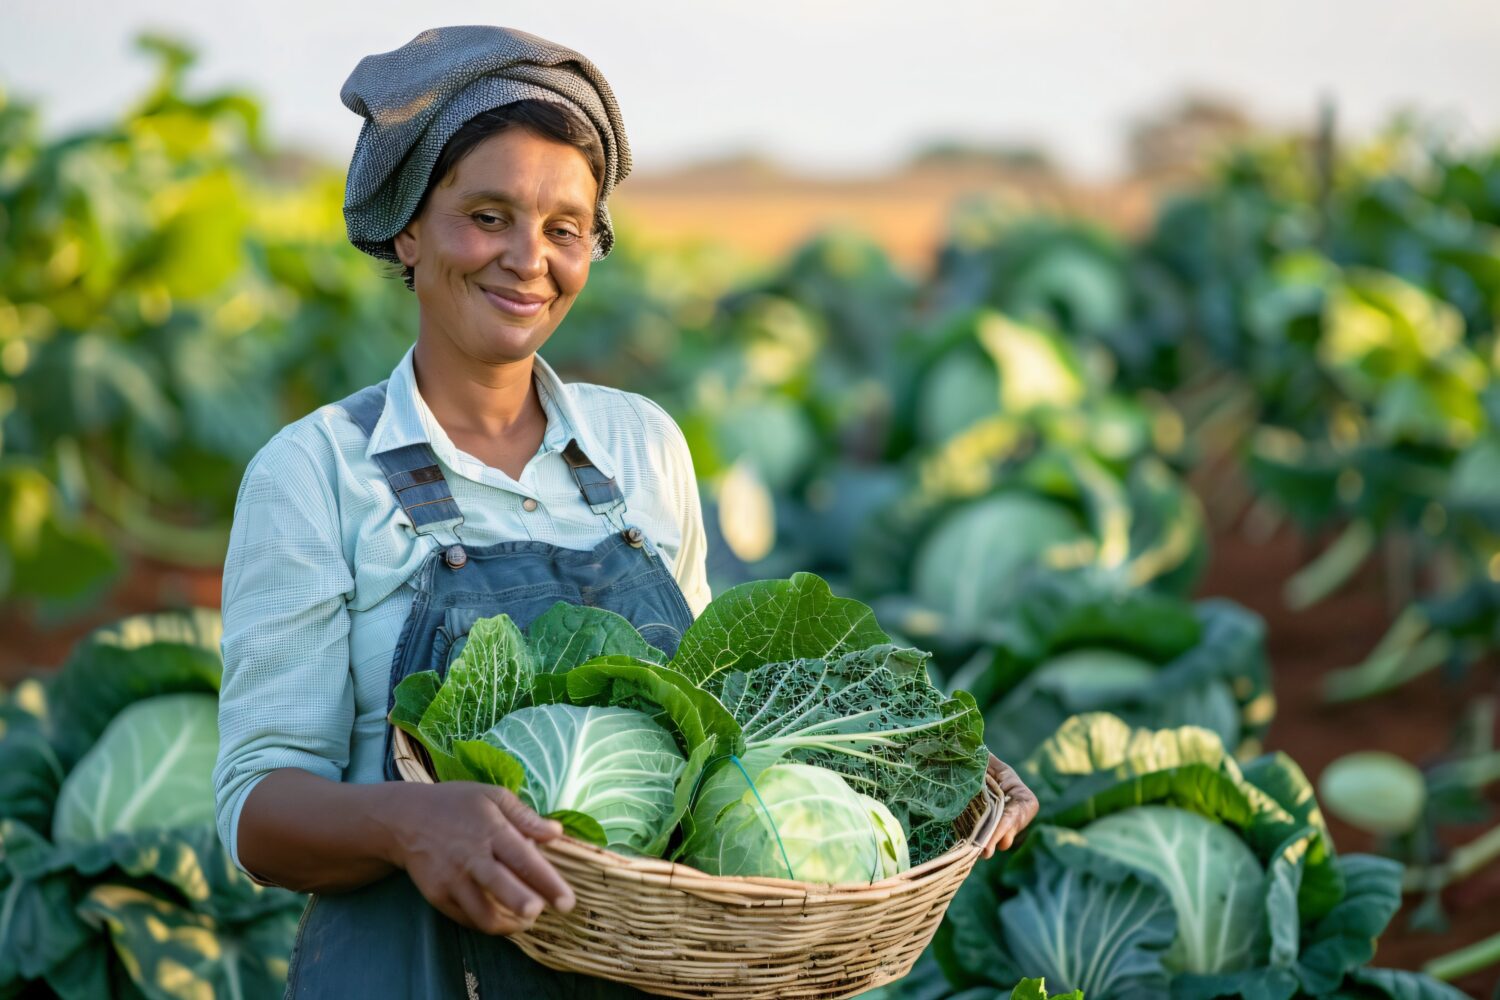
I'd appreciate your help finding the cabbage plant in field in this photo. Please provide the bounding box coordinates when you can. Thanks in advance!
[946,567,1272,763]
[924,713,1468,1000]
[0,610,304,1000]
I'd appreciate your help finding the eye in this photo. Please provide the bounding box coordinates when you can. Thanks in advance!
[549,227,581,241]
[473,212,503,225]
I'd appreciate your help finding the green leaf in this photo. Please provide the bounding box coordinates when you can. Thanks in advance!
[933,865,1010,989]
[526,603,666,672]
[451,740,524,792]
[76,883,299,1000]
[551,656,743,759]
[47,610,223,765]
[389,670,442,741]
[714,645,988,846]
[484,705,685,856]
[1337,966,1472,1000]
[997,851,1174,998]
[670,573,889,691]
[1295,854,1404,994]
[416,615,535,763]
[52,694,220,845]
[1010,977,1084,1000]
[547,810,608,847]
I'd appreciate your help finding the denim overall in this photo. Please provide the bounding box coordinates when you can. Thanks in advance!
[282,381,693,999]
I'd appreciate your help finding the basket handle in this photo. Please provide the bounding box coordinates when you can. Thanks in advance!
[971,770,1007,850]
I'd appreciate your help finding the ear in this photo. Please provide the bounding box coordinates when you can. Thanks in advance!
[393,219,420,268]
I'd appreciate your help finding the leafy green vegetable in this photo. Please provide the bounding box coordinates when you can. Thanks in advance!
[482,705,686,856]
[712,644,988,841]
[52,694,219,845]
[861,794,911,879]
[1009,977,1085,1000]
[415,614,537,780]
[670,572,890,691]
[679,761,884,883]
[928,713,1463,1000]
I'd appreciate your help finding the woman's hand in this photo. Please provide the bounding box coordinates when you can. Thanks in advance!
[982,754,1039,859]
[386,782,577,936]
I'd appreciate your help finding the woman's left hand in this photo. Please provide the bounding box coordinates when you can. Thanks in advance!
[982,754,1039,859]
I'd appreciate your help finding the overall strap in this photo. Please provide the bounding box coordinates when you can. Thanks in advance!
[561,438,628,532]
[338,383,466,543]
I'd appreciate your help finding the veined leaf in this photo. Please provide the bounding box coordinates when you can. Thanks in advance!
[670,573,889,691]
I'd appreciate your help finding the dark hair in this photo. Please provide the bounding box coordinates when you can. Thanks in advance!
[388,99,607,291]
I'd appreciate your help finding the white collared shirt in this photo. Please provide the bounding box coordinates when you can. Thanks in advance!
[212,345,710,873]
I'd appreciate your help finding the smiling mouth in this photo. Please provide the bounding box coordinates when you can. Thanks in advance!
[480,287,549,317]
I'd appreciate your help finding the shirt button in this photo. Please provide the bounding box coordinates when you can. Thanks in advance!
[522,497,539,512]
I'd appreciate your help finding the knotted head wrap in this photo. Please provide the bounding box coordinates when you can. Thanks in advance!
[340,25,632,263]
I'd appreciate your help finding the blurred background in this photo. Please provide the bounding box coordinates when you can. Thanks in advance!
[2,2,1498,997]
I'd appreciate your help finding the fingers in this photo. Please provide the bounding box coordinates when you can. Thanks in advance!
[449,878,534,937]
[480,792,576,913]
[982,755,1041,858]
[466,854,545,922]
[487,786,563,842]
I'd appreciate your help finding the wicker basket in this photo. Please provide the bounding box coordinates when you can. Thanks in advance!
[393,726,1004,999]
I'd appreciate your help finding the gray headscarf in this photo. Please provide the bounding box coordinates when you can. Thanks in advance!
[340,25,632,263]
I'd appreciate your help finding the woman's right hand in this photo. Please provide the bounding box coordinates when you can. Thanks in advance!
[385,782,577,936]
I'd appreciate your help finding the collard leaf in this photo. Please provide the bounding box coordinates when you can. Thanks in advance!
[417,615,535,763]
[670,573,889,692]
[451,740,524,792]
[1295,854,1404,995]
[551,656,743,759]
[527,603,666,673]
[389,671,442,741]
[547,810,608,847]
[715,645,987,834]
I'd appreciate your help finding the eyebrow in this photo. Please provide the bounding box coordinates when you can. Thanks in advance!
[459,189,593,219]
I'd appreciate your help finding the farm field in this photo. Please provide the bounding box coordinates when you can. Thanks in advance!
[2,39,1498,1000]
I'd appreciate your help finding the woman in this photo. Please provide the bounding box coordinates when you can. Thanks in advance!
[212,25,1039,999]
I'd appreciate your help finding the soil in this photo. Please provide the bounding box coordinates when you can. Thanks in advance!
[3,507,1498,996]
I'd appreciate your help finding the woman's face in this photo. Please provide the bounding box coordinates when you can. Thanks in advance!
[394,127,599,367]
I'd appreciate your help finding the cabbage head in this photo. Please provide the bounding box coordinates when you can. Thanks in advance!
[681,762,884,883]
[52,693,219,845]
[1079,806,1265,974]
[912,493,1089,635]
[860,794,911,879]
[483,704,685,856]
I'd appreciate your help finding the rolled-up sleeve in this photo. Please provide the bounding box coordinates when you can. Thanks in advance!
[213,431,356,876]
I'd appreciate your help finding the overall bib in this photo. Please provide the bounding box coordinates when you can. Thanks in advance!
[282,382,693,999]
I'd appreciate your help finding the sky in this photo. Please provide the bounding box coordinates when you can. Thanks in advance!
[3,0,1498,181]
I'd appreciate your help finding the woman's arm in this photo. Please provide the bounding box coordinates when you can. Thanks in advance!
[238,768,575,934]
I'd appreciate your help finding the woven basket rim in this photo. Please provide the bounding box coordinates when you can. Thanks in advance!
[390,723,1005,895]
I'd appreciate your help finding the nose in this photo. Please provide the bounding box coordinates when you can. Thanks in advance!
[497,222,547,282]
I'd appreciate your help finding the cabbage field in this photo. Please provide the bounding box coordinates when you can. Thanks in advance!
[2,35,1498,1000]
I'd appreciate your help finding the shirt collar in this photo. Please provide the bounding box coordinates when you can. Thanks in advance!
[365,345,618,480]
